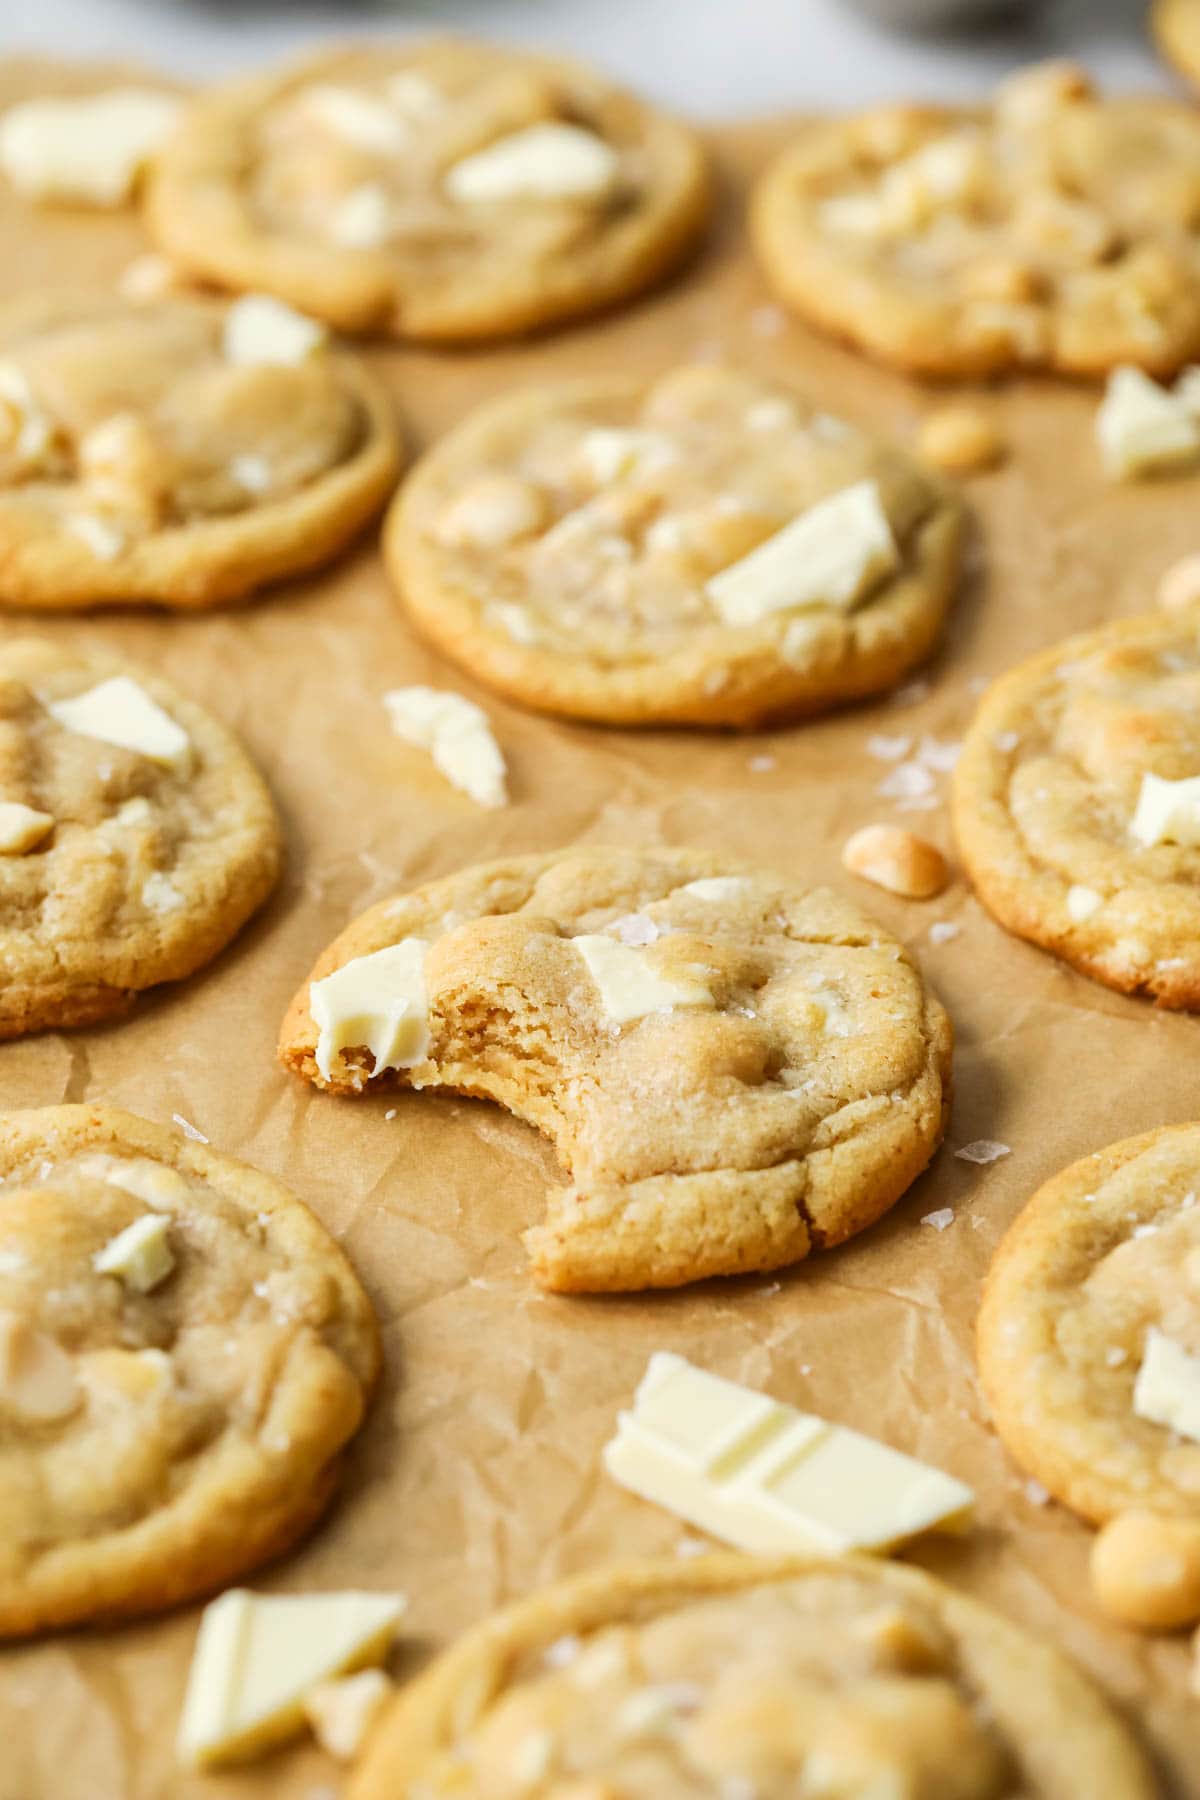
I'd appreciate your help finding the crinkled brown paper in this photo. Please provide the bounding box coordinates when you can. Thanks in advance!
[0,54,1197,1800]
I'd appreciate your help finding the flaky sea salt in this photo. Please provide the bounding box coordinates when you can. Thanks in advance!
[878,762,936,802]
[921,1207,954,1231]
[928,921,961,945]
[866,732,911,762]
[172,1113,208,1143]
[1024,1479,1051,1507]
[915,735,961,773]
[748,754,777,773]
[610,912,661,947]
[955,1140,1010,1165]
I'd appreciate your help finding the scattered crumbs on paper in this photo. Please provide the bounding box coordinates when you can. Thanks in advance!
[928,921,961,945]
[1024,1479,1051,1508]
[921,1207,955,1232]
[915,735,961,773]
[955,1140,1011,1165]
[748,754,777,772]
[866,732,911,762]
[172,1112,208,1143]
[877,762,937,810]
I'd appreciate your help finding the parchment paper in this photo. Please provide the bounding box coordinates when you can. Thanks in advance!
[0,56,1197,1800]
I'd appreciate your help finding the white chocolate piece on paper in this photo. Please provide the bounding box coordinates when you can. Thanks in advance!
[1133,1328,1200,1447]
[573,936,713,1026]
[604,1352,975,1555]
[0,88,181,206]
[1096,367,1200,479]
[47,677,192,774]
[176,1588,406,1769]
[1130,772,1200,848]
[445,122,619,203]
[309,939,430,1083]
[0,801,53,854]
[383,686,507,809]
[223,294,328,368]
[706,480,899,626]
[93,1214,176,1293]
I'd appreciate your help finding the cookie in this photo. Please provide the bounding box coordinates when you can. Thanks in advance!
[278,848,952,1293]
[978,1125,1200,1530]
[143,40,711,343]
[0,289,400,610]
[346,1552,1155,1800]
[1154,0,1200,89]
[752,61,1200,379]
[952,612,1200,1009]
[0,637,282,1036]
[0,1103,379,1636]
[384,366,965,727]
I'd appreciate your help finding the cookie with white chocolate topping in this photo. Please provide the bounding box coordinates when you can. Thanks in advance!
[0,638,281,1037]
[0,289,400,610]
[385,366,964,727]
[144,39,711,342]
[0,1104,379,1637]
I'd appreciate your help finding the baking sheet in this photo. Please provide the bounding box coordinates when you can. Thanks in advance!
[1,56,1198,1800]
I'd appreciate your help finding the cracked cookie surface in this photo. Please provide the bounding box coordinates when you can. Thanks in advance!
[952,612,1200,1008]
[144,39,711,343]
[0,1104,379,1636]
[385,366,964,727]
[978,1124,1200,1526]
[0,290,400,609]
[0,637,282,1036]
[347,1552,1155,1800]
[752,61,1200,379]
[278,848,952,1293]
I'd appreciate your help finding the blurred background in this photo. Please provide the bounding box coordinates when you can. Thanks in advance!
[1,0,1171,114]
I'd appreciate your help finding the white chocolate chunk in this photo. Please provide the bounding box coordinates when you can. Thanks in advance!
[119,251,180,301]
[0,801,53,853]
[573,935,713,1025]
[1133,1329,1200,1446]
[575,427,676,486]
[385,71,444,117]
[302,1668,392,1760]
[382,686,507,809]
[310,939,430,1083]
[103,1158,191,1211]
[176,1588,406,1769]
[1130,772,1200,848]
[680,876,752,901]
[66,513,125,561]
[0,1310,80,1422]
[48,677,191,775]
[0,361,52,460]
[445,122,620,204]
[1096,367,1200,479]
[301,84,407,154]
[1066,883,1103,921]
[230,453,271,495]
[93,1214,176,1293]
[0,88,180,206]
[604,1352,974,1555]
[223,294,327,368]
[328,181,393,248]
[434,474,546,551]
[706,480,899,626]
[142,872,185,914]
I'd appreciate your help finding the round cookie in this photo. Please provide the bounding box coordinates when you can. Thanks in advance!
[0,289,400,610]
[752,61,1200,380]
[978,1126,1200,1530]
[278,848,952,1292]
[384,366,965,727]
[0,637,282,1037]
[143,40,711,343]
[953,612,1200,1009]
[346,1552,1155,1799]
[0,1103,380,1636]
[1155,0,1200,89]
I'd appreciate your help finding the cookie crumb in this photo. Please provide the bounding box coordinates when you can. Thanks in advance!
[843,824,949,899]
[955,1139,1010,1164]
[1158,552,1200,613]
[917,405,1006,475]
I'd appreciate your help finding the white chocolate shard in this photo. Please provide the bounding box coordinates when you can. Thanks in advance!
[1097,367,1200,479]
[445,122,620,204]
[1133,1329,1200,1446]
[328,181,393,249]
[0,88,180,206]
[706,480,899,627]
[0,801,53,853]
[1130,772,1200,848]
[47,677,191,775]
[301,84,408,154]
[223,295,327,368]
[93,1214,176,1293]
[383,686,507,809]
[309,939,430,1083]
[573,935,713,1025]
[302,1667,392,1760]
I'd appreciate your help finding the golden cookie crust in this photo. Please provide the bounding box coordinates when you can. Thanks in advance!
[1154,0,1200,88]
[346,1552,1155,1800]
[278,848,952,1293]
[385,367,965,728]
[751,64,1200,380]
[0,290,400,610]
[953,612,1200,1009]
[143,40,711,344]
[0,1104,380,1637]
[978,1124,1200,1527]
[0,637,282,1037]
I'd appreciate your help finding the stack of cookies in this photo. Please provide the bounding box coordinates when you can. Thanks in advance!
[1,29,1199,1800]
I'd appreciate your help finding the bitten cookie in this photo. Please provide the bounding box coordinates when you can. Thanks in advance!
[278,848,952,1293]
[0,1104,380,1636]
[952,612,1200,1008]
[384,366,965,727]
[143,39,711,343]
[0,637,282,1036]
[752,61,1200,379]
[978,1126,1200,1628]
[0,289,400,609]
[347,1553,1155,1800]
